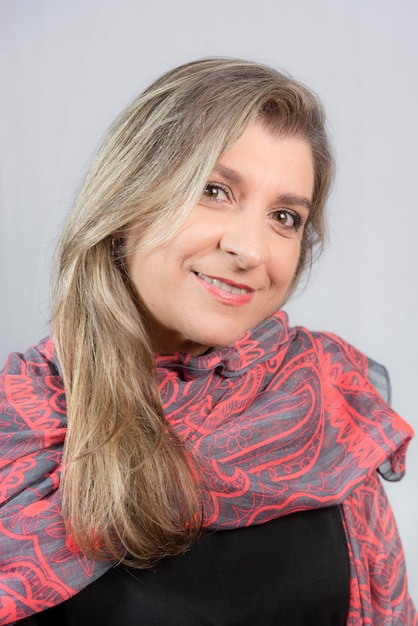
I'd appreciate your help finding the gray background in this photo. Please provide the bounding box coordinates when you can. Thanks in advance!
[1,0,417,603]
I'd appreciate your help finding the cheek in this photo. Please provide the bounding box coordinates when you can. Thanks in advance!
[269,243,302,286]
[127,252,157,299]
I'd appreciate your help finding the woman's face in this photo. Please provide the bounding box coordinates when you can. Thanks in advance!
[127,122,314,355]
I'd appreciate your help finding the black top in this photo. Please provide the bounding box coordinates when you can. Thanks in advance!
[19,506,350,625]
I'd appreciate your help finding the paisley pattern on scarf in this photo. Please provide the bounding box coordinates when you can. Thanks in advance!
[0,311,416,624]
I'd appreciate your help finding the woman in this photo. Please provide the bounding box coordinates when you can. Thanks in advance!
[0,58,415,625]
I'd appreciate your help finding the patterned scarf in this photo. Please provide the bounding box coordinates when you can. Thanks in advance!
[0,311,415,624]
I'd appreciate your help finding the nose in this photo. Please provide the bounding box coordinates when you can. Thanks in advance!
[219,211,269,269]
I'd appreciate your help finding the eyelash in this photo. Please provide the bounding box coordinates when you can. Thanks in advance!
[203,183,231,202]
[270,209,303,232]
[202,182,304,233]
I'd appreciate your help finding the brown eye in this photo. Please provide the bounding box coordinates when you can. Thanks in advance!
[272,209,302,231]
[204,185,220,198]
[276,211,294,226]
[203,184,229,202]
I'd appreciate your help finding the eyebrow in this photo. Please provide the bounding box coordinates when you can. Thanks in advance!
[277,194,313,213]
[213,164,244,186]
[212,164,313,213]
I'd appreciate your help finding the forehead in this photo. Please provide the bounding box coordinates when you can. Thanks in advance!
[214,123,315,199]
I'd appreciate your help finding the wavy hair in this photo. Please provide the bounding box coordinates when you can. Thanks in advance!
[51,58,334,567]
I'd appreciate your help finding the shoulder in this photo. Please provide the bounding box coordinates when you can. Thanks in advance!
[0,336,66,431]
[1,336,61,378]
[288,323,391,402]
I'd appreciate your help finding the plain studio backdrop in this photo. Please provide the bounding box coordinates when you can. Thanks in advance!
[1,0,417,606]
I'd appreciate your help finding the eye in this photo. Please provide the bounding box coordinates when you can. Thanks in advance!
[202,183,230,202]
[271,209,302,232]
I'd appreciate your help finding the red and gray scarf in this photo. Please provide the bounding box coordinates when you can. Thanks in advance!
[0,311,416,624]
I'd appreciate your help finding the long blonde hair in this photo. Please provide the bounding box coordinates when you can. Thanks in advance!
[51,58,333,567]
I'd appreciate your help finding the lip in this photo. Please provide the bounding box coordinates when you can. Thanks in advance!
[194,272,255,306]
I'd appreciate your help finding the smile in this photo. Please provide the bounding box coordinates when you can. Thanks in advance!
[196,272,251,295]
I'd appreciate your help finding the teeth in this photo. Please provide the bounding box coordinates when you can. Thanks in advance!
[197,273,249,295]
